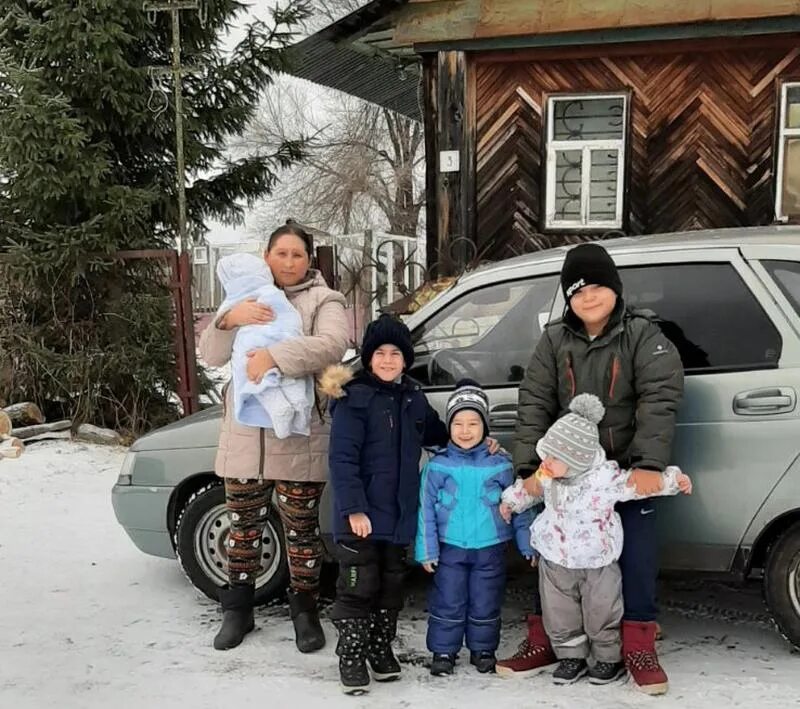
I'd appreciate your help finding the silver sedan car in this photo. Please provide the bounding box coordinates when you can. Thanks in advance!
[112,225,800,647]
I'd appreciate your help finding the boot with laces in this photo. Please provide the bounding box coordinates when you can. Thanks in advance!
[495,614,558,678]
[622,620,668,695]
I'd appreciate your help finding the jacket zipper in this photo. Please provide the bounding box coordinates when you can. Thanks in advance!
[609,356,620,400]
[258,428,266,483]
[566,355,576,398]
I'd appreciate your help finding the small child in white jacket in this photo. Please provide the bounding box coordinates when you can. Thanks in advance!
[216,252,314,438]
[501,394,692,686]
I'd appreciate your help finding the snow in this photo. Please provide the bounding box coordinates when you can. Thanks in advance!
[2,441,798,709]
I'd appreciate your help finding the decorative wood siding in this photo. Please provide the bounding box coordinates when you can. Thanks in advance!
[475,47,800,258]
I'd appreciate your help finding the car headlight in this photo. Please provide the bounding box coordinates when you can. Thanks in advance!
[116,452,136,486]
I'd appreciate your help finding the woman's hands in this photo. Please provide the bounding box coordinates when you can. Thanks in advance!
[220,298,274,330]
[246,349,278,384]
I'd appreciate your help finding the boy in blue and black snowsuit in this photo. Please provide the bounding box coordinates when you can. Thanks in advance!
[324,314,449,696]
[415,379,535,676]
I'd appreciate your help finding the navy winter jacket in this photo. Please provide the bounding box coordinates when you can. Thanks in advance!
[327,370,449,544]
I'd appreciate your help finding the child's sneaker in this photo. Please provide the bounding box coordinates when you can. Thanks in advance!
[469,651,496,674]
[430,653,456,676]
[588,661,626,684]
[552,658,588,685]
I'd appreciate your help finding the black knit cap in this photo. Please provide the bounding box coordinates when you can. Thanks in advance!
[361,313,414,370]
[446,378,489,434]
[560,243,623,302]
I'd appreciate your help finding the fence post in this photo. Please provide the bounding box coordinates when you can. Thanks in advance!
[178,251,200,415]
[315,245,338,290]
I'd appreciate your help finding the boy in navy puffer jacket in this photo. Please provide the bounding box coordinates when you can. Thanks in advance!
[323,314,449,696]
[415,380,535,676]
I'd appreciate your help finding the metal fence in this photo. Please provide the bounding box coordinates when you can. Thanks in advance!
[191,231,427,346]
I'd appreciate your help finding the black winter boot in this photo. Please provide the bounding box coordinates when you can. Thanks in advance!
[213,584,255,651]
[334,617,371,695]
[430,653,456,676]
[287,589,326,653]
[367,609,401,681]
[470,651,497,674]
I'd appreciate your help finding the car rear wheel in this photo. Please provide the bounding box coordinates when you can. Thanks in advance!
[174,481,289,605]
[764,519,800,649]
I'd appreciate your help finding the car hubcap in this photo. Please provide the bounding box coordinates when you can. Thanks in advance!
[788,551,800,618]
[194,502,282,589]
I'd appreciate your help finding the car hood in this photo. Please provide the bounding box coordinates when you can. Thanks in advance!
[130,405,222,452]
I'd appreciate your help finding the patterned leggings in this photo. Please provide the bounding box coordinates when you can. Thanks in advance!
[224,478,325,595]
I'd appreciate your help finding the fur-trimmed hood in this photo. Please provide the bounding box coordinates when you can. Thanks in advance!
[318,364,354,399]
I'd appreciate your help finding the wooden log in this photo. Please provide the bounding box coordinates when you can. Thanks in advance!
[4,402,45,427]
[0,436,24,459]
[0,411,11,437]
[75,424,122,446]
[13,420,71,441]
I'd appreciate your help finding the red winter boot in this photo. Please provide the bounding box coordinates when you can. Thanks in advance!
[622,620,668,695]
[495,615,557,678]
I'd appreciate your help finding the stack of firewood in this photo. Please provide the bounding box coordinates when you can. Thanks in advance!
[0,402,73,460]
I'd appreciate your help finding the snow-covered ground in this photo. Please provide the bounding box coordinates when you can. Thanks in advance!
[1,442,798,709]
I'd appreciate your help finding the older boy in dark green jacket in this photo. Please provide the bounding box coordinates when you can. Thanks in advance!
[496,243,683,695]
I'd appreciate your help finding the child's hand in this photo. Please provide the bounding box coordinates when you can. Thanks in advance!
[422,561,438,573]
[677,472,693,495]
[499,502,512,524]
[348,513,372,538]
[528,556,538,568]
[522,475,543,498]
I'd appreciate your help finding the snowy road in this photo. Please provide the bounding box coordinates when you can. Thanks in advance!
[1,442,798,708]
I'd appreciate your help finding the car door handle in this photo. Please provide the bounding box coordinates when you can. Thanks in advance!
[489,404,518,429]
[733,388,796,415]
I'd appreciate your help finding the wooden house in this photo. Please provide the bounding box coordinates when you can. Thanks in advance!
[289,0,800,272]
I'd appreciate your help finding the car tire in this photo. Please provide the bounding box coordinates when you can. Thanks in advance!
[174,480,289,605]
[764,519,800,649]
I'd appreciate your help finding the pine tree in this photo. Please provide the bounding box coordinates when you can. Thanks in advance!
[0,0,308,433]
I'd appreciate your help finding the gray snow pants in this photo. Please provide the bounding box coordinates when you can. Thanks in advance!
[539,559,623,663]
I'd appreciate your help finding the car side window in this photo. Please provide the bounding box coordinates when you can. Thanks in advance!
[408,276,558,386]
[762,260,800,316]
[620,263,781,372]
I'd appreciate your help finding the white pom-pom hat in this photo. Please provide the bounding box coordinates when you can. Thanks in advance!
[537,393,606,476]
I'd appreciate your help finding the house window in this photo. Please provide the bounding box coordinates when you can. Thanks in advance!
[545,94,627,230]
[776,82,800,221]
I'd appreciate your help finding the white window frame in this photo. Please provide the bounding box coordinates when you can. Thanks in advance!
[776,81,800,222]
[544,93,627,230]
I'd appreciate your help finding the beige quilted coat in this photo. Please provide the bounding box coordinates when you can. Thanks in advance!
[199,270,350,481]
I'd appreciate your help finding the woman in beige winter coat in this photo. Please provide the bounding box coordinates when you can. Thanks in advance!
[198,222,349,654]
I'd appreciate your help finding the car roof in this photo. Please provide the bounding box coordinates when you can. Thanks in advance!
[459,225,800,284]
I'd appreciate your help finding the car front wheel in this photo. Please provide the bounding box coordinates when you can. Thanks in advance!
[764,519,800,649]
[174,481,289,604]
